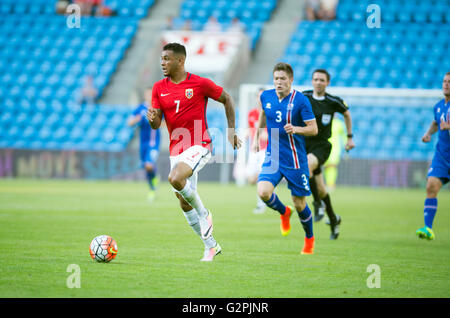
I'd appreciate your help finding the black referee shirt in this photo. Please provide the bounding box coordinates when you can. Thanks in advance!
[302,90,348,144]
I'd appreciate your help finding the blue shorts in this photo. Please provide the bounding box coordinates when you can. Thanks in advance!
[140,146,159,168]
[427,151,449,185]
[258,164,311,197]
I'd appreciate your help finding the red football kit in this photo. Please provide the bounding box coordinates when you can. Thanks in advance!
[248,107,268,151]
[152,73,223,156]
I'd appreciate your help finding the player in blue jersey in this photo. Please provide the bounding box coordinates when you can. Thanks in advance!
[128,86,161,202]
[416,72,450,240]
[253,62,318,254]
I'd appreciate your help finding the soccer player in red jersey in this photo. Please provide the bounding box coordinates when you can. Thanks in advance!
[147,43,242,261]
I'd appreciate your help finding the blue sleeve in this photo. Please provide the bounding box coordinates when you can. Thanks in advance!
[299,94,315,122]
[133,104,147,116]
[433,103,440,123]
[132,106,141,116]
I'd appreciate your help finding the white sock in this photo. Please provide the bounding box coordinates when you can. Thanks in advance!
[203,236,217,249]
[178,180,208,218]
[183,209,216,249]
[183,209,201,236]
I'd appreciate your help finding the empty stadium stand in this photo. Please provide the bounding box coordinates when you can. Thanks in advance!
[346,103,436,161]
[174,0,278,49]
[284,20,449,89]
[0,0,156,152]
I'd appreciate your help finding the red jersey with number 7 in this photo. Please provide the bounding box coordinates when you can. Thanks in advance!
[152,73,223,156]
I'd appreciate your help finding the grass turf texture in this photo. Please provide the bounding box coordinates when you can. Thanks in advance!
[0,179,449,298]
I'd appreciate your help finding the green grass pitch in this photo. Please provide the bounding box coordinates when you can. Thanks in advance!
[0,179,449,298]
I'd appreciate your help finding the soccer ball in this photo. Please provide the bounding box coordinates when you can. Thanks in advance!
[89,235,118,263]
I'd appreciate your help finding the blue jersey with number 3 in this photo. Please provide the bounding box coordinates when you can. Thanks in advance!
[433,99,450,162]
[260,89,315,170]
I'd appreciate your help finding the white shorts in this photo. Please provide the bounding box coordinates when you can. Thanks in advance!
[246,150,266,178]
[169,145,211,191]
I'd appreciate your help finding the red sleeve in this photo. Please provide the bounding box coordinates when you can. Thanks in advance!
[151,83,161,109]
[248,109,256,128]
[202,77,223,100]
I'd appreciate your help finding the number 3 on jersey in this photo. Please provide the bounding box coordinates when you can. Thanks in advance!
[174,100,180,113]
[276,110,282,122]
[302,174,310,191]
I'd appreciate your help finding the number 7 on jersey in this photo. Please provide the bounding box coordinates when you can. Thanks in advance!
[175,100,180,113]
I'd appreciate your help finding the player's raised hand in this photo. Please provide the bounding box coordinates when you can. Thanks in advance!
[284,123,296,135]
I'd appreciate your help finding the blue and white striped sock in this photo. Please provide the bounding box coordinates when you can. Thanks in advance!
[298,205,314,238]
[263,193,286,215]
[424,198,437,229]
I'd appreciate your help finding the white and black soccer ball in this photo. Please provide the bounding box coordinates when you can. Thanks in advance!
[89,235,118,263]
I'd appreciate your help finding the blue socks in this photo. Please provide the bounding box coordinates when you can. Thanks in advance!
[263,193,286,215]
[424,198,437,229]
[298,205,314,238]
[263,193,314,238]
[146,169,156,190]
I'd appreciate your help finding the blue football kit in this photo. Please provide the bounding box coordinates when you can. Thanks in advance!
[257,89,316,197]
[132,103,161,167]
[417,98,450,237]
[427,98,450,184]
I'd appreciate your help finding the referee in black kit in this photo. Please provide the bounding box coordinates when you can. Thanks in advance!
[302,69,355,239]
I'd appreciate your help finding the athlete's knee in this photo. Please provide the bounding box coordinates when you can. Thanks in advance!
[426,178,441,197]
[426,186,439,198]
[257,186,272,201]
[144,163,154,172]
[307,154,318,171]
[168,171,186,190]
[292,196,306,211]
[167,172,175,185]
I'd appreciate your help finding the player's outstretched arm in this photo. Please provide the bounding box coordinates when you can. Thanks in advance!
[284,119,318,136]
[422,120,438,142]
[127,115,141,127]
[217,90,242,149]
[253,109,266,153]
[146,107,163,129]
[343,110,355,151]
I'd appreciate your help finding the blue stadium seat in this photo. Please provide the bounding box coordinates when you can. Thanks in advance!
[0,8,151,150]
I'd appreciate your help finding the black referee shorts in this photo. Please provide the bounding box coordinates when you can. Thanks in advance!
[306,141,332,176]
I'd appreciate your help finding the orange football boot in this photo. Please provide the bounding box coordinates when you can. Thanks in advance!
[301,236,315,254]
[280,206,293,236]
